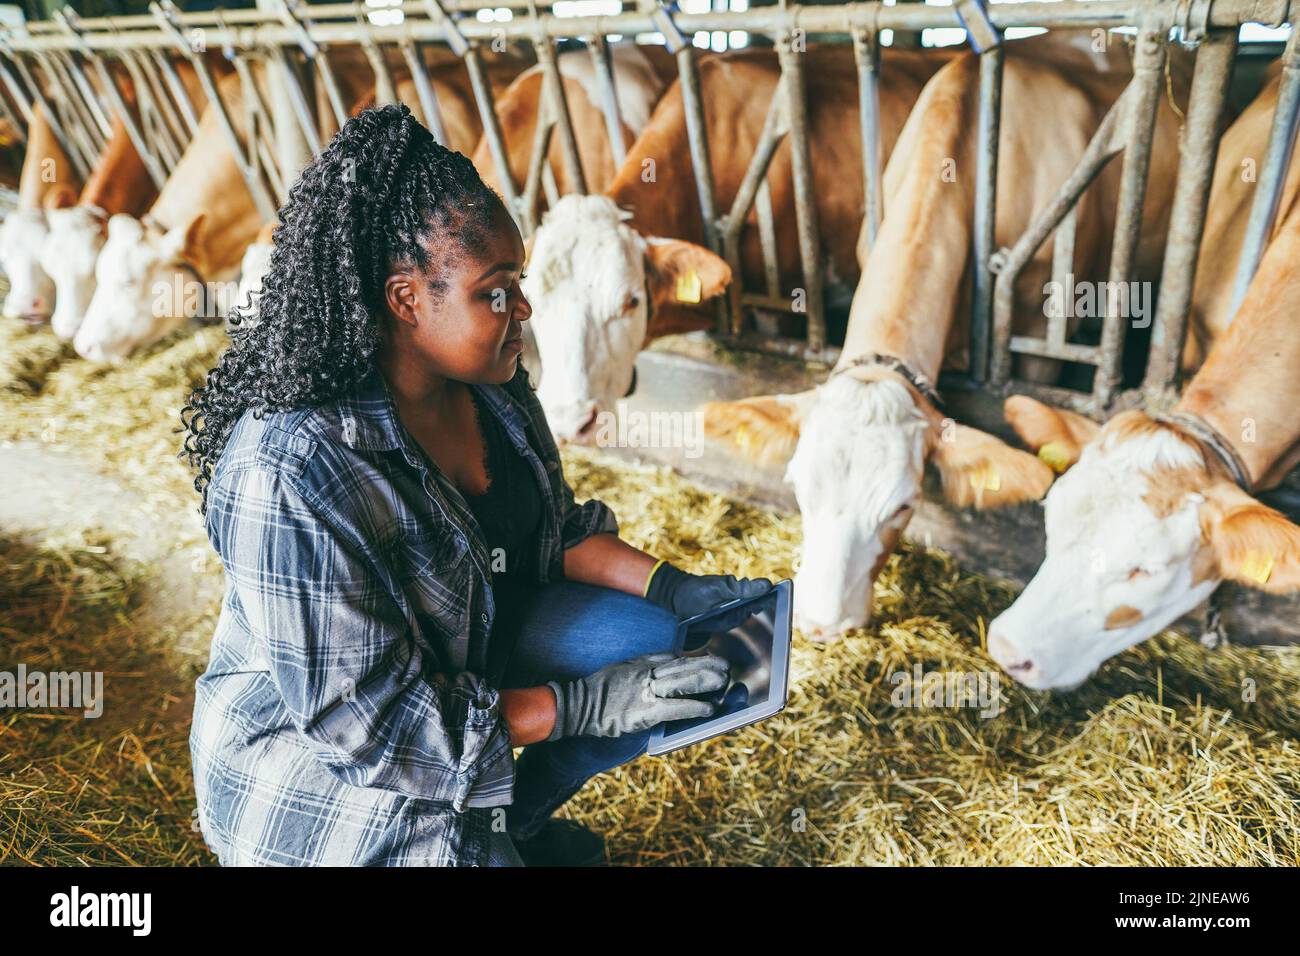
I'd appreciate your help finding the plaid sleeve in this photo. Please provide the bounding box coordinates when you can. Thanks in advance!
[210,464,514,811]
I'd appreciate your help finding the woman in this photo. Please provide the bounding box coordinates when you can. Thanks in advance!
[181,104,770,867]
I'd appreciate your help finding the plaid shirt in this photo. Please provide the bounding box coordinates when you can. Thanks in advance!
[190,363,617,866]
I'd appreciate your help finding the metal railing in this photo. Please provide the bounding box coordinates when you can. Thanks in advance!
[1,0,1296,415]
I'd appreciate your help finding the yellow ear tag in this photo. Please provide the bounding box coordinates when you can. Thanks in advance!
[733,423,752,451]
[969,463,1001,492]
[1241,550,1275,585]
[1038,441,1072,474]
[675,268,702,304]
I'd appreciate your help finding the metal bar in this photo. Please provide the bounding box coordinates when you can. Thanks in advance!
[150,0,279,222]
[989,92,1128,385]
[6,1,1289,53]
[853,25,883,250]
[56,49,112,144]
[0,51,35,128]
[271,44,322,155]
[151,48,201,137]
[0,83,23,145]
[463,44,522,223]
[588,34,628,169]
[1229,19,1300,315]
[232,52,288,200]
[721,79,786,337]
[535,30,586,195]
[777,34,826,358]
[120,48,183,169]
[1143,27,1238,396]
[313,47,348,129]
[755,180,781,300]
[970,43,1004,384]
[43,50,106,157]
[1094,22,1165,406]
[90,53,168,190]
[355,4,397,105]
[399,38,447,144]
[1010,335,1101,364]
[28,51,96,179]
[521,86,556,233]
[1047,206,1078,347]
[135,48,189,156]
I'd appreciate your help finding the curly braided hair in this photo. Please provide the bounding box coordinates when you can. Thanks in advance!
[181,103,504,512]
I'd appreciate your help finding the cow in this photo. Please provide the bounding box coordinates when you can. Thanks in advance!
[39,61,214,341]
[72,65,269,361]
[0,104,82,324]
[700,34,1190,639]
[521,45,953,441]
[984,75,1300,690]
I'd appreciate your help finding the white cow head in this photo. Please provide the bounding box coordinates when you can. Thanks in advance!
[522,194,730,441]
[989,396,1300,689]
[75,212,206,361]
[703,375,1054,638]
[0,208,55,323]
[39,205,108,340]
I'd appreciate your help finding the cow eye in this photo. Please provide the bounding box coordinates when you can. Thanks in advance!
[623,293,640,313]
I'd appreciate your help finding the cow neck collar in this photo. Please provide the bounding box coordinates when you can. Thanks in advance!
[142,212,208,318]
[1154,410,1253,492]
[830,352,946,412]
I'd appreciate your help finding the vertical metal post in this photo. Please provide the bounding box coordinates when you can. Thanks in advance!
[400,38,449,145]
[1095,22,1166,406]
[1229,20,1300,316]
[970,48,1003,384]
[777,34,825,358]
[853,25,883,250]
[1143,28,1238,396]
[535,31,587,195]
[588,34,628,169]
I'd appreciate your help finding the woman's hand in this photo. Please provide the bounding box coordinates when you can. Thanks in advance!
[546,653,730,740]
[644,561,773,625]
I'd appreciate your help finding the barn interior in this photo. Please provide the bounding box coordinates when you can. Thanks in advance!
[0,0,1297,867]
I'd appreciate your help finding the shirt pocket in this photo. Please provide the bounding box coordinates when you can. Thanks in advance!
[397,530,473,646]
[398,529,468,578]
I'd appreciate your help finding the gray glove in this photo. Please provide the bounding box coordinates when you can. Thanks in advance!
[546,652,730,741]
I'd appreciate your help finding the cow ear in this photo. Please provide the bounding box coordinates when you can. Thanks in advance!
[42,185,78,211]
[701,391,812,467]
[1202,482,1300,593]
[1003,395,1100,474]
[645,238,731,308]
[931,422,1056,508]
[165,211,207,263]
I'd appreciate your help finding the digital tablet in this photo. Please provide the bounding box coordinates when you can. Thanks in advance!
[647,579,793,757]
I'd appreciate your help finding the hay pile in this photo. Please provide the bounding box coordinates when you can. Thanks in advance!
[0,532,210,865]
[1,320,1297,866]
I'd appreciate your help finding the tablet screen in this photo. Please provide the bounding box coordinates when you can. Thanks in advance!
[648,580,792,756]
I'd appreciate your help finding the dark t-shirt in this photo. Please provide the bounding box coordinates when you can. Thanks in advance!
[464,387,544,682]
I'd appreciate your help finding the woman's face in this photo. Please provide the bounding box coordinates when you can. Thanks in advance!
[384,200,531,385]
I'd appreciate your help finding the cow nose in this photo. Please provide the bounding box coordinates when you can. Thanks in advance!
[989,633,1036,678]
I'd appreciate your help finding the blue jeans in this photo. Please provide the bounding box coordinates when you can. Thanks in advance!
[494,579,678,842]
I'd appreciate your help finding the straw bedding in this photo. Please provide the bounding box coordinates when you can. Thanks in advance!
[1,319,1296,866]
